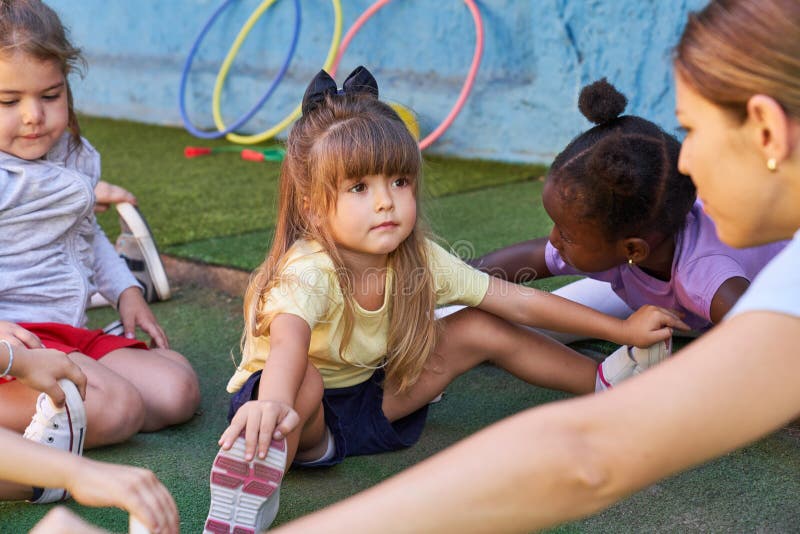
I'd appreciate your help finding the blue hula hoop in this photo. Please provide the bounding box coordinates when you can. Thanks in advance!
[179,0,301,139]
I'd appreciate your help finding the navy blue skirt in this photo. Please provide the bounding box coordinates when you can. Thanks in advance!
[228,368,428,467]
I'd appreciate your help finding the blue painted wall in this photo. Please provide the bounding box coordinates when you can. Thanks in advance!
[48,0,707,163]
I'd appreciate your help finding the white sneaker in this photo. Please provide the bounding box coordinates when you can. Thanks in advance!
[24,379,87,503]
[205,436,287,533]
[596,340,671,391]
[116,202,171,302]
[631,338,672,375]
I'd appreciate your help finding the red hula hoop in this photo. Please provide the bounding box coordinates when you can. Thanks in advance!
[331,0,484,150]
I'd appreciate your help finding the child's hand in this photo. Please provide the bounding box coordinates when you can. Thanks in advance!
[220,399,300,461]
[117,287,169,349]
[0,320,43,348]
[94,181,137,213]
[621,305,691,347]
[8,344,87,405]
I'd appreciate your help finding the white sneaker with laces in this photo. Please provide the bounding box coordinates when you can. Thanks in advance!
[116,202,171,302]
[23,378,87,503]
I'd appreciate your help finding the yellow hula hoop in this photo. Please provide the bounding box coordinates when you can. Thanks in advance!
[213,0,343,145]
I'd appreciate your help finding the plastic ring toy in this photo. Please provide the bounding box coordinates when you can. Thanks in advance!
[179,0,301,139]
[211,0,300,138]
[222,0,343,144]
[388,102,420,141]
[331,0,483,150]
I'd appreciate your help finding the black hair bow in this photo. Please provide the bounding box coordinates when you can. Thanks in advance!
[301,66,379,115]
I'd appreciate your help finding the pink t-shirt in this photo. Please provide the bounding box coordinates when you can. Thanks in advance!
[545,201,787,331]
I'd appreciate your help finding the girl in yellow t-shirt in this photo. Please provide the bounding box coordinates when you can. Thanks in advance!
[204,67,688,533]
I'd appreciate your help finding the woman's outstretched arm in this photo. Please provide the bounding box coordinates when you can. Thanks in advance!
[273,311,800,533]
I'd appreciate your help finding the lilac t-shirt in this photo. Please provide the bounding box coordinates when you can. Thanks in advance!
[545,201,788,331]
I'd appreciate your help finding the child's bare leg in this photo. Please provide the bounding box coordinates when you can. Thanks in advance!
[0,479,33,500]
[0,352,145,447]
[275,361,327,466]
[99,347,200,432]
[383,308,598,421]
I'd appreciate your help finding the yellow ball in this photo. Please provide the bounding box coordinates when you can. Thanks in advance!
[389,102,420,141]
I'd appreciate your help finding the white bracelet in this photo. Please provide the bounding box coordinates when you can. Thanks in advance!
[0,339,13,378]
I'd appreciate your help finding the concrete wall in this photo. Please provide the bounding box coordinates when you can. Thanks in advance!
[48,0,707,163]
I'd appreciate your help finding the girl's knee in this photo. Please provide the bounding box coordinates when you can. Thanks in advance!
[443,307,511,348]
[85,380,146,446]
[151,348,195,373]
[153,365,201,425]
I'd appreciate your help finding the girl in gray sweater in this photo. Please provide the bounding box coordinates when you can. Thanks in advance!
[0,0,199,503]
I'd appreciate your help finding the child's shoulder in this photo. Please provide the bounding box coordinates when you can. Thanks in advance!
[284,239,333,267]
[278,239,337,283]
[44,134,100,183]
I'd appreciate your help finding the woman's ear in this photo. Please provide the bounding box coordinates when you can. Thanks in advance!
[746,95,793,164]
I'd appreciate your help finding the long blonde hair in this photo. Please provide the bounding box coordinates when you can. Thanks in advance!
[675,0,800,121]
[0,0,85,150]
[243,92,438,392]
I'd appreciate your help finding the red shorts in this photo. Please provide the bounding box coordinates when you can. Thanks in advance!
[19,322,147,359]
[1,323,147,386]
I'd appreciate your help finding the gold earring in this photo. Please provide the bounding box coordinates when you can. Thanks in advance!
[628,258,634,265]
[767,158,778,172]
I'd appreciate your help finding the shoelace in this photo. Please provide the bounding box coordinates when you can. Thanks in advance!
[23,404,62,444]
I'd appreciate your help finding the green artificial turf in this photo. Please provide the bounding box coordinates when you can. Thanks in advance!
[83,116,546,251]
[1,285,798,532]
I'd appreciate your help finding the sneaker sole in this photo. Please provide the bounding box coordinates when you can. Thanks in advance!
[116,202,171,301]
[205,436,287,534]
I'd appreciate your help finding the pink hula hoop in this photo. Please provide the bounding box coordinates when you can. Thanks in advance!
[331,0,484,150]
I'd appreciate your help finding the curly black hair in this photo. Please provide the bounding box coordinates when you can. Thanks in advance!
[548,78,696,241]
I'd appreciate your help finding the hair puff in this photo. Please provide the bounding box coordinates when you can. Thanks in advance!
[588,135,655,196]
[578,78,628,124]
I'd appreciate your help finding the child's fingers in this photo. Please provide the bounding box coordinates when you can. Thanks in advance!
[652,308,690,332]
[667,315,691,332]
[66,363,88,400]
[257,416,278,459]
[45,380,67,407]
[219,417,246,449]
[50,352,87,399]
[274,410,300,440]
[244,410,265,461]
[14,327,43,349]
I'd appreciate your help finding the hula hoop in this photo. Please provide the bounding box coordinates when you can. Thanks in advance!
[331,0,483,150]
[179,0,301,139]
[220,0,343,144]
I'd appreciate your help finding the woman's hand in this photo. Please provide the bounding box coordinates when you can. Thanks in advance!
[117,286,168,349]
[220,399,300,461]
[621,305,690,347]
[68,459,179,534]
